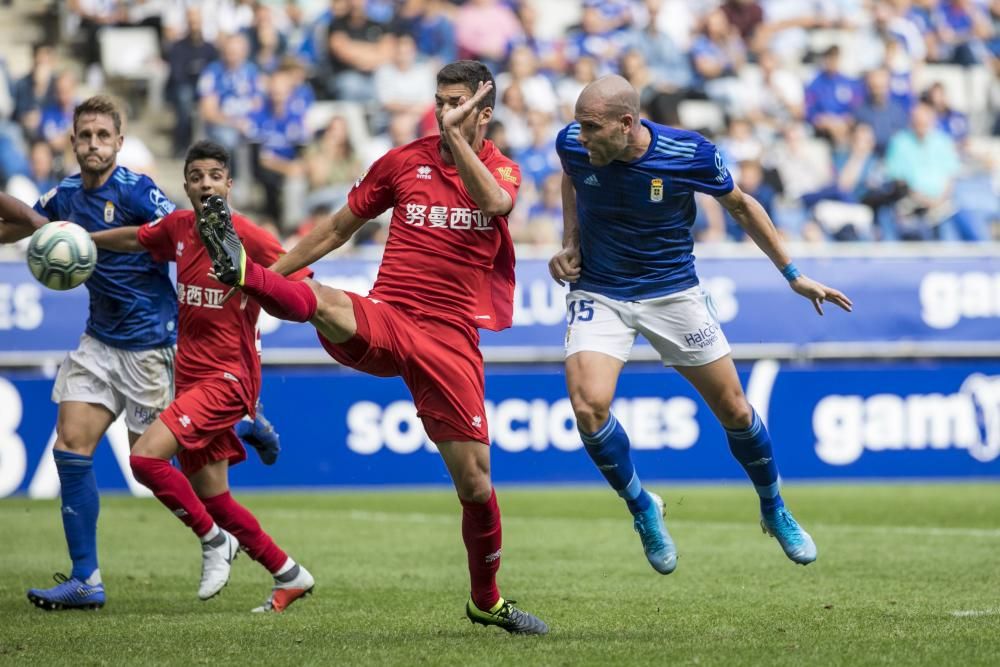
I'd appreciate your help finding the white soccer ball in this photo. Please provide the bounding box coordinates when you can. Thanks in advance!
[26,221,98,290]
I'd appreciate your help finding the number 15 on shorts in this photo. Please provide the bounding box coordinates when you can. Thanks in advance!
[568,299,595,324]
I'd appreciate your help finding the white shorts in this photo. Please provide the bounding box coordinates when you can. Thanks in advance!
[564,286,731,367]
[52,333,176,434]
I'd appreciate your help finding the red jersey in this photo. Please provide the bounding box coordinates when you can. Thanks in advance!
[137,210,308,413]
[347,136,519,331]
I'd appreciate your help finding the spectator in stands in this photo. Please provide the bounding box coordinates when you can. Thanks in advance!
[737,49,805,129]
[250,69,308,231]
[885,101,986,240]
[514,111,560,189]
[509,1,566,76]
[768,122,835,236]
[393,0,457,64]
[626,0,693,93]
[690,9,747,112]
[39,71,78,160]
[719,116,764,165]
[557,56,598,123]
[805,45,863,145]
[454,0,523,70]
[496,45,558,116]
[69,0,127,88]
[804,123,882,241]
[493,83,531,152]
[245,3,288,74]
[721,0,765,44]
[197,32,263,170]
[855,67,911,155]
[166,6,218,156]
[321,0,394,101]
[373,33,436,119]
[13,42,56,140]
[565,2,629,74]
[921,81,970,143]
[522,171,563,246]
[304,115,362,216]
[618,50,659,111]
[724,159,778,241]
[931,0,994,65]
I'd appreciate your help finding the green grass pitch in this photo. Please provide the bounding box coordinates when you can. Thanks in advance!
[1,483,999,666]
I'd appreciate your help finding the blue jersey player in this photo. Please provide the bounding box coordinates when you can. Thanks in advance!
[550,76,852,575]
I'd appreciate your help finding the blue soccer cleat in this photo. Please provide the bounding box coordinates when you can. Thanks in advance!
[27,573,105,611]
[761,506,817,565]
[632,491,677,575]
[236,407,280,466]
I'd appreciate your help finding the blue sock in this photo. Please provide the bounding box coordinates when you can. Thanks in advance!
[54,450,100,581]
[580,413,651,514]
[725,409,784,513]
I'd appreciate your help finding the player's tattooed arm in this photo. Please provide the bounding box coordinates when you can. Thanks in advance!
[440,81,513,218]
[549,172,581,286]
[718,185,853,316]
[269,203,367,276]
[0,192,47,243]
[91,227,142,253]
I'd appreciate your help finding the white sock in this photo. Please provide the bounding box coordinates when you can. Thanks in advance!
[200,524,221,544]
[275,557,296,577]
[85,569,102,586]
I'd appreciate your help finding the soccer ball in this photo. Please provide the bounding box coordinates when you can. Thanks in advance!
[26,221,98,290]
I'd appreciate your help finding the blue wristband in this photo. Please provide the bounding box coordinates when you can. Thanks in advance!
[781,262,801,281]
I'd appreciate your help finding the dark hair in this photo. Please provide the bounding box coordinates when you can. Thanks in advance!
[436,60,496,110]
[183,140,230,175]
[73,95,124,135]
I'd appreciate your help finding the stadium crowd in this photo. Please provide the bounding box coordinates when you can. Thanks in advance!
[0,0,997,245]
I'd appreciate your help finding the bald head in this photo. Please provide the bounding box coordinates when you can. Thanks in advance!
[576,75,641,120]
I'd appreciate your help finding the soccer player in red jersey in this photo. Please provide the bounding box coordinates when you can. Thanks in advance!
[199,61,548,634]
[90,141,314,613]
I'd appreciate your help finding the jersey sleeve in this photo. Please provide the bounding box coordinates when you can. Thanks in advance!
[129,175,177,224]
[236,216,313,281]
[490,158,521,208]
[33,187,60,221]
[671,138,735,197]
[347,149,398,220]
[136,212,178,263]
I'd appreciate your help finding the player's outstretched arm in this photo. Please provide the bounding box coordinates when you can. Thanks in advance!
[91,227,143,253]
[549,172,581,286]
[717,185,853,316]
[441,81,513,218]
[0,192,47,243]
[269,203,368,276]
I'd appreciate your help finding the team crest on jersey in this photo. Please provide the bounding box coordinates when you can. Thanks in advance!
[650,178,664,202]
[495,166,518,185]
[104,201,115,223]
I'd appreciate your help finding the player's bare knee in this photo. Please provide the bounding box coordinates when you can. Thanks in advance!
[53,430,98,456]
[718,397,753,430]
[311,285,353,326]
[456,473,492,503]
[571,394,611,434]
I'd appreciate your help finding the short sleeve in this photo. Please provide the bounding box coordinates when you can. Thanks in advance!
[130,176,177,223]
[197,66,218,99]
[33,187,59,221]
[236,216,313,280]
[136,212,178,263]
[347,150,398,220]
[671,138,734,197]
[490,159,521,208]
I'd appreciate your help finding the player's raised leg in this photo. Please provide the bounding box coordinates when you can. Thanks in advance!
[128,419,240,599]
[436,440,548,635]
[566,351,677,575]
[675,356,817,565]
[190,461,314,613]
[27,401,113,611]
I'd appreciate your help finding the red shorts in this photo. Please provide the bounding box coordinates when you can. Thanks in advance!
[318,292,489,445]
[160,379,248,476]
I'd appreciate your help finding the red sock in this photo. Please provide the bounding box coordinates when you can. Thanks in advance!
[129,455,214,537]
[202,491,287,574]
[460,488,502,610]
[241,260,317,322]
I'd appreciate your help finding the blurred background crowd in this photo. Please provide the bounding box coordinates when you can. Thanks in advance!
[0,0,997,248]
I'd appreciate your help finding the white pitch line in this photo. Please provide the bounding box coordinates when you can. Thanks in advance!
[950,609,1000,618]
[282,509,1000,540]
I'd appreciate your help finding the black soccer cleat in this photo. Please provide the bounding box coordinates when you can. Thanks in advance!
[466,597,549,635]
[197,195,246,287]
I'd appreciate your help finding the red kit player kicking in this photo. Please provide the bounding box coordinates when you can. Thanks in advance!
[199,61,548,634]
[91,141,314,612]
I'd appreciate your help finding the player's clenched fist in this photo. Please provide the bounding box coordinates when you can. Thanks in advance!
[549,246,581,286]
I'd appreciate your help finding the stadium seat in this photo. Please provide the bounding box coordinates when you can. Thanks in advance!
[677,100,725,134]
[305,100,370,150]
[914,64,970,112]
[99,26,165,110]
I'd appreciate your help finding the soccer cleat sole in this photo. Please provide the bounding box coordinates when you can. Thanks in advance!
[27,592,104,611]
[254,585,315,613]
